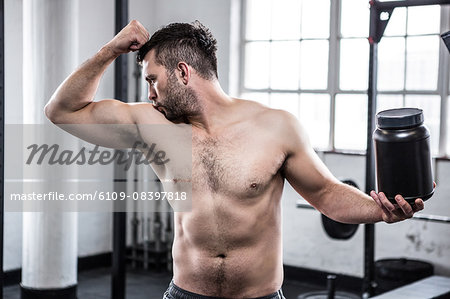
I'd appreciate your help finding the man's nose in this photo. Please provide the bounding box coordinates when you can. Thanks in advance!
[148,86,157,102]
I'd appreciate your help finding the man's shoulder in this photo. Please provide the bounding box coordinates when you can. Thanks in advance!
[238,98,295,122]
[237,98,299,139]
[236,98,311,156]
[246,100,297,128]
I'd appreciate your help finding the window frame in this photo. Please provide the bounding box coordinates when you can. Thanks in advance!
[238,0,450,157]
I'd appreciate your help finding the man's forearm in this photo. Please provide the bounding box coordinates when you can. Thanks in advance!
[44,46,118,120]
[321,182,383,224]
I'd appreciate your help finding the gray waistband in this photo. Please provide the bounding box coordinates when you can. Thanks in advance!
[164,280,285,299]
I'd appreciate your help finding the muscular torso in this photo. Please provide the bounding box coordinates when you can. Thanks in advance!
[149,101,289,297]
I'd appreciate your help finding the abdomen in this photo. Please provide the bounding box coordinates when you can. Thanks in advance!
[172,190,283,297]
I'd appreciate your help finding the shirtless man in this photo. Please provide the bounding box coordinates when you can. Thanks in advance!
[45,20,425,298]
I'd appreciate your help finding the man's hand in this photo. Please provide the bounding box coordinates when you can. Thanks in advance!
[104,20,149,56]
[370,191,425,223]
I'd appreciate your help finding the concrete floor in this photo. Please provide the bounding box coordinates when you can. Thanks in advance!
[4,267,331,299]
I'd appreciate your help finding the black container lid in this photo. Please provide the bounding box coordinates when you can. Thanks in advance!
[376,108,424,129]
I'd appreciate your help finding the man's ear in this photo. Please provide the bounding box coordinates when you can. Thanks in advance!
[177,62,190,85]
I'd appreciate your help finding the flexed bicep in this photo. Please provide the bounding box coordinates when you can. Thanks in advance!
[44,20,154,148]
[54,100,171,149]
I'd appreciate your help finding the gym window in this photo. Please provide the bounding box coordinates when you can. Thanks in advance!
[239,0,450,156]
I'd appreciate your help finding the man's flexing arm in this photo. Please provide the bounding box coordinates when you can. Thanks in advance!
[45,20,168,148]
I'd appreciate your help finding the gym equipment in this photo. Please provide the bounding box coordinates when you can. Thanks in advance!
[371,275,450,299]
[111,0,129,298]
[442,30,450,53]
[129,212,171,272]
[374,258,433,294]
[374,108,434,204]
[297,275,360,299]
[321,215,358,240]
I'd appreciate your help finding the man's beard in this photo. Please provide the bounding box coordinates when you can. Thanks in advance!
[159,72,201,122]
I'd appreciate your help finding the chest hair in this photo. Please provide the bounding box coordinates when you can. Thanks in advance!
[193,136,226,192]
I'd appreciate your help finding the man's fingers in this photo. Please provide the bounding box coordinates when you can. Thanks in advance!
[129,44,140,51]
[106,20,149,55]
[371,191,391,216]
[137,25,150,41]
[374,192,426,223]
[378,192,396,212]
[134,28,148,43]
[370,191,378,201]
[126,34,146,52]
[125,20,148,48]
[394,195,413,217]
[370,191,382,207]
[131,20,150,42]
[131,34,147,50]
[413,198,425,212]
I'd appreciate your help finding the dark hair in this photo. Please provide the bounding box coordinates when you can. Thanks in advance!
[137,21,218,80]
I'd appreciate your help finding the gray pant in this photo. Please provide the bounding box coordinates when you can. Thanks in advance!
[163,280,286,299]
